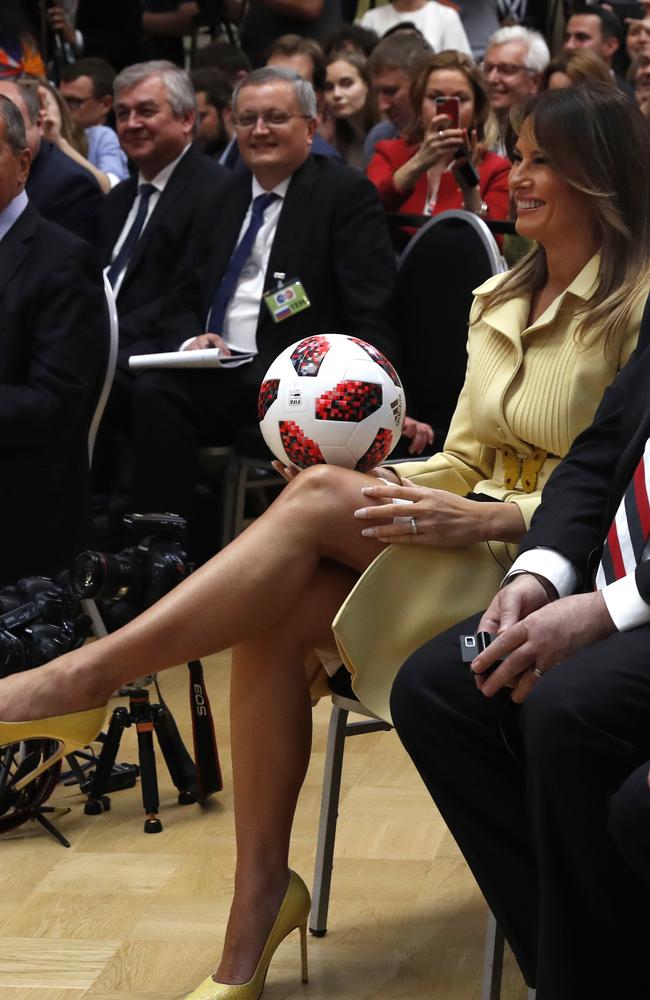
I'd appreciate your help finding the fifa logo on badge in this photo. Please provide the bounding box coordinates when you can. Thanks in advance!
[287,388,303,407]
[391,398,403,427]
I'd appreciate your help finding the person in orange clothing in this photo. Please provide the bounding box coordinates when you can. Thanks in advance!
[0,2,45,80]
[367,49,510,221]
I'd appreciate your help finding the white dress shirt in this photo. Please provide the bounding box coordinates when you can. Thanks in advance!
[109,142,192,295]
[210,175,290,355]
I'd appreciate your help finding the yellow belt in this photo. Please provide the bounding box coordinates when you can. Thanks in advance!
[494,445,561,494]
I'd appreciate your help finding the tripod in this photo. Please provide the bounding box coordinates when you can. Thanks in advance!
[64,660,222,833]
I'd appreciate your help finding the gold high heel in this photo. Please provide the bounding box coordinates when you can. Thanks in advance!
[0,706,107,791]
[185,870,311,1000]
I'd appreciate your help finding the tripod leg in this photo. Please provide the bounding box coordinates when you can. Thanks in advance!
[83,707,129,813]
[136,717,162,833]
[33,810,71,848]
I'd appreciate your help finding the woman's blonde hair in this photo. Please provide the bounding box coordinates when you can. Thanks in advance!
[405,50,490,145]
[476,83,650,347]
[541,49,613,89]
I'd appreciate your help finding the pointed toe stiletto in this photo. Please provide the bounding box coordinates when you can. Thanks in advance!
[0,706,107,791]
[184,870,311,1000]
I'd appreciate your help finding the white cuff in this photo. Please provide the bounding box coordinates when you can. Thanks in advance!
[505,547,577,597]
[601,573,650,631]
[179,337,196,351]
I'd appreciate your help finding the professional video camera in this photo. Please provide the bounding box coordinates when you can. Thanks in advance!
[0,576,91,679]
[69,512,192,630]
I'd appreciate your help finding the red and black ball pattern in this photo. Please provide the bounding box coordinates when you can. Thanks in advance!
[315,380,382,422]
[258,379,280,421]
[350,339,401,388]
[290,335,331,377]
[355,427,393,473]
[280,421,325,468]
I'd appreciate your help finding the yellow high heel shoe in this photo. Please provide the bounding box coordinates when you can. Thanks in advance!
[0,706,107,791]
[185,869,311,1000]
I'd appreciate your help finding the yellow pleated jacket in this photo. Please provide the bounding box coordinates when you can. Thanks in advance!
[332,254,644,722]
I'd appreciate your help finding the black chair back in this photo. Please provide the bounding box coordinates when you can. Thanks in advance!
[396,209,505,449]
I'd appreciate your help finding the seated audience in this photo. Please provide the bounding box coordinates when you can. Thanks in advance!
[358,0,472,56]
[324,51,378,166]
[482,25,549,152]
[367,50,510,221]
[0,1,45,79]
[36,79,128,193]
[1,79,648,1000]
[541,48,614,90]
[0,77,103,244]
[629,52,650,115]
[564,6,630,91]
[93,60,230,491]
[189,67,234,159]
[364,29,432,163]
[0,92,106,586]
[626,15,650,61]
[59,57,116,128]
[128,66,396,558]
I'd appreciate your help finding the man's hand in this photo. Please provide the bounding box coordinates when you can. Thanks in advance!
[46,3,77,46]
[473,589,616,703]
[184,333,231,355]
[402,415,434,455]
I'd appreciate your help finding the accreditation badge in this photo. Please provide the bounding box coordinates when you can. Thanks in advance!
[263,278,311,324]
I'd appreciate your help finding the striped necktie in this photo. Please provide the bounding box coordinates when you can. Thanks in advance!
[595,438,650,588]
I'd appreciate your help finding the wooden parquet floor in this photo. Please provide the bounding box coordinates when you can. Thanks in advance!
[0,651,528,1000]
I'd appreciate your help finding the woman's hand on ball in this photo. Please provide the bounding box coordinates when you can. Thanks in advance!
[185,333,231,355]
[354,484,491,545]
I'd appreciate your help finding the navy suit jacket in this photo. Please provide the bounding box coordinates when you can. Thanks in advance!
[26,140,103,246]
[98,144,233,369]
[0,202,106,584]
[159,153,398,389]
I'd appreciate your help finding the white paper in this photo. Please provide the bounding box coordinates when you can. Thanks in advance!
[129,348,255,370]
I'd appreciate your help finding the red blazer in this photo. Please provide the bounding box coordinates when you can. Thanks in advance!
[367,137,511,221]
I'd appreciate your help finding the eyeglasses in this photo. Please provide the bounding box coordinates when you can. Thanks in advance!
[233,111,311,128]
[481,61,534,77]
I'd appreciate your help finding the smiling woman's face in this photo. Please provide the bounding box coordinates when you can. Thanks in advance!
[509,118,596,248]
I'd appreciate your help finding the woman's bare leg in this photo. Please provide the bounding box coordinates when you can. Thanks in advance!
[0,465,388,721]
[214,559,357,985]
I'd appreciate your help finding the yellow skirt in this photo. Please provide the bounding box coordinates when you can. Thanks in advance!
[332,538,516,724]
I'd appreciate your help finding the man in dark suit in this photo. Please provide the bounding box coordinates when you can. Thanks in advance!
[391,304,650,999]
[0,78,103,246]
[93,60,231,494]
[0,94,106,586]
[129,67,396,557]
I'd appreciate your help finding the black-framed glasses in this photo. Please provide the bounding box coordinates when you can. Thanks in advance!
[233,111,311,128]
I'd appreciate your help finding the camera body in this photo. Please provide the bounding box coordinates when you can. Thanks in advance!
[70,513,192,630]
[0,576,91,679]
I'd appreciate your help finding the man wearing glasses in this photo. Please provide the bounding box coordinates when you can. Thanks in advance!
[128,66,397,561]
[482,25,550,150]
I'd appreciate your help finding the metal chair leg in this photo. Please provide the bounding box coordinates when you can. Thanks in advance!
[310,704,349,936]
[482,909,505,1000]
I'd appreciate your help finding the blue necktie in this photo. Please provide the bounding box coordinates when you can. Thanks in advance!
[107,183,156,288]
[207,192,277,334]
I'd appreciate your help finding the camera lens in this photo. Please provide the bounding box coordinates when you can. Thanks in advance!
[70,550,145,602]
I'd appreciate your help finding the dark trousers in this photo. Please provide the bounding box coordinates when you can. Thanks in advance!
[390,614,650,1000]
[130,368,259,559]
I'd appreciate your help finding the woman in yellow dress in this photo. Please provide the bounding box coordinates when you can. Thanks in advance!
[1,84,650,1000]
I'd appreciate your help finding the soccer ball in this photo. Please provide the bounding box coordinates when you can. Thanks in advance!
[258,334,406,472]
